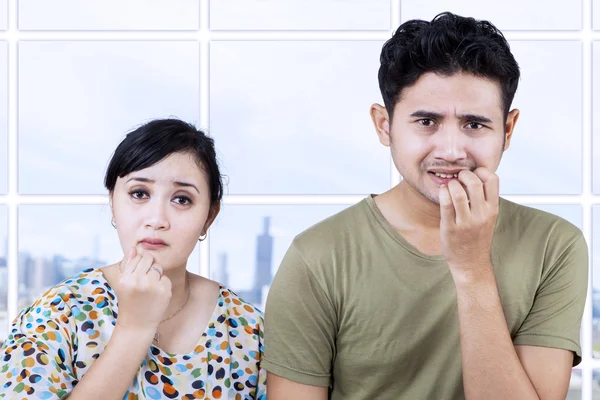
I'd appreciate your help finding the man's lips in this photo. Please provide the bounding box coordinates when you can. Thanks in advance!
[428,171,459,185]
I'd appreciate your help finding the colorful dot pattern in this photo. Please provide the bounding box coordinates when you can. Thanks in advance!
[0,269,267,399]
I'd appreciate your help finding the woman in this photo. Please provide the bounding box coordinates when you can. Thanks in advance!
[0,119,267,399]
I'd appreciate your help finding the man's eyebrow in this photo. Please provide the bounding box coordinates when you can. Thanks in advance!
[409,110,445,119]
[457,113,493,124]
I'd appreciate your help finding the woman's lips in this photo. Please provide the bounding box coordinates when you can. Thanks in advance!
[140,239,167,250]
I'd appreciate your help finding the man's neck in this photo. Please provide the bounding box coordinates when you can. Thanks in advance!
[377,180,442,231]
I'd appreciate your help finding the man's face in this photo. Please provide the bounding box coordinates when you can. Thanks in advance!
[378,72,517,205]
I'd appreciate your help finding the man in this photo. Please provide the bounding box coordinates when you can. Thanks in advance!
[262,12,589,400]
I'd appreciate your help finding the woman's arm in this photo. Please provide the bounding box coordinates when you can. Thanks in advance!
[68,248,173,399]
[67,325,155,400]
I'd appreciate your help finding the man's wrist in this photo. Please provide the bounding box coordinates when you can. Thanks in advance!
[449,260,496,288]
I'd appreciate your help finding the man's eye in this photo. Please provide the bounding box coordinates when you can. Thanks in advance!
[466,122,483,129]
[418,119,435,127]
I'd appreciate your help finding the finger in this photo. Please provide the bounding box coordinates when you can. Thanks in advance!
[439,184,455,225]
[147,265,164,280]
[457,170,485,215]
[473,167,499,205]
[121,247,139,275]
[447,180,470,223]
[135,253,155,276]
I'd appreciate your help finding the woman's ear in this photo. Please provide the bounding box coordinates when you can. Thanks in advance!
[201,202,221,235]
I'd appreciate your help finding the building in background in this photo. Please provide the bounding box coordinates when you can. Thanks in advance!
[233,217,274,310]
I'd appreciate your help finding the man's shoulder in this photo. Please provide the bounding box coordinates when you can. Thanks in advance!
[292,196,375,254]
[498,198,583,244]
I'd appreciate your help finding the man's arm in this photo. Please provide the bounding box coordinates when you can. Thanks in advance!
[454,267,571,400]
[263,243,337,398]
[440,168,586,400]
[267,373,329,400]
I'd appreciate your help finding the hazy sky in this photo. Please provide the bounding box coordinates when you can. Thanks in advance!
[210,0,389,30]
[0,42,6,194]
[595,43,600,193]
[401,0,582,30]
[19,0,198,30]
[18,41,200,195]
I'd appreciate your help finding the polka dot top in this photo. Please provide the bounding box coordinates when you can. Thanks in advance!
[0,268,267,399]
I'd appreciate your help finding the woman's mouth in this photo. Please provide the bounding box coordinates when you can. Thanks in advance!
[140,238,168,250]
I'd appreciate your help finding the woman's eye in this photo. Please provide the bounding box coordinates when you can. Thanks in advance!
[129,190,149,199]
[174,196,192,205]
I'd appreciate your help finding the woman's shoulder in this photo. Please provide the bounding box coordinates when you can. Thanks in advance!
[216,286,264,332]
[26,268,115,314]
[219,286,263,316]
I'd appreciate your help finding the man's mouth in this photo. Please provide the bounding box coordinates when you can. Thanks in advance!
[431,172,459,179]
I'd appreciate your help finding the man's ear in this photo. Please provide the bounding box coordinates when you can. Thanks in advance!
[370,103,392,147]
[503,108,520,151]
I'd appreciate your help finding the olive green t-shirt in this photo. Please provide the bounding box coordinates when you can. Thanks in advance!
[263,196,588,400]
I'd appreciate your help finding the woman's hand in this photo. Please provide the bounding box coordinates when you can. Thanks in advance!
[115,247,172,332]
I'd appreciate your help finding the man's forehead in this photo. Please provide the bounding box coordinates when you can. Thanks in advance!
[396,73,504,118]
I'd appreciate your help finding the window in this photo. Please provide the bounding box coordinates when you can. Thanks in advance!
[401,0,582,30]
[210,41,390,194]
[1,1,593,395]
[19,41,199,194]
[210,0,390,31]
[19,0,198,30]
[0,206,6,338]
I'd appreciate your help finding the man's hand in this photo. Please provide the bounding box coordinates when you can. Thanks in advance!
[439,167,500,280]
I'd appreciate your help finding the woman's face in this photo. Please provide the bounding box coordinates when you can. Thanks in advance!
[111,152,217,270]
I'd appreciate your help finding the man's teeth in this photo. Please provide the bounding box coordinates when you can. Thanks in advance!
[433,172,458,178]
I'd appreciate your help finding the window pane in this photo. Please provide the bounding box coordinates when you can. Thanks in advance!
[19,0,199,30]
[595,0,600,30]
[0,206,6,340]
[17,205,200,311]
[209,204,348,310]
[567,369,581,400]
[0,0,6,30]
[19,41,199,194]
[565,369,581,400]
[594,369,600,398]
[210,0,390,31]
[497,41,582,195]
[0,42,6,194]
[210,41,390,194]
[401,0,581,30]
[594,207,600,357]
[594,43,600,193]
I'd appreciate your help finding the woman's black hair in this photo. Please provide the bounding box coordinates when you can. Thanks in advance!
[104,118,223,206]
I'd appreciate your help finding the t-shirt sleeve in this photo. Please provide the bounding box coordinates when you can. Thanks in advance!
[0,287,79,399]
[262,242,337,387]
[512,233,588,366]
